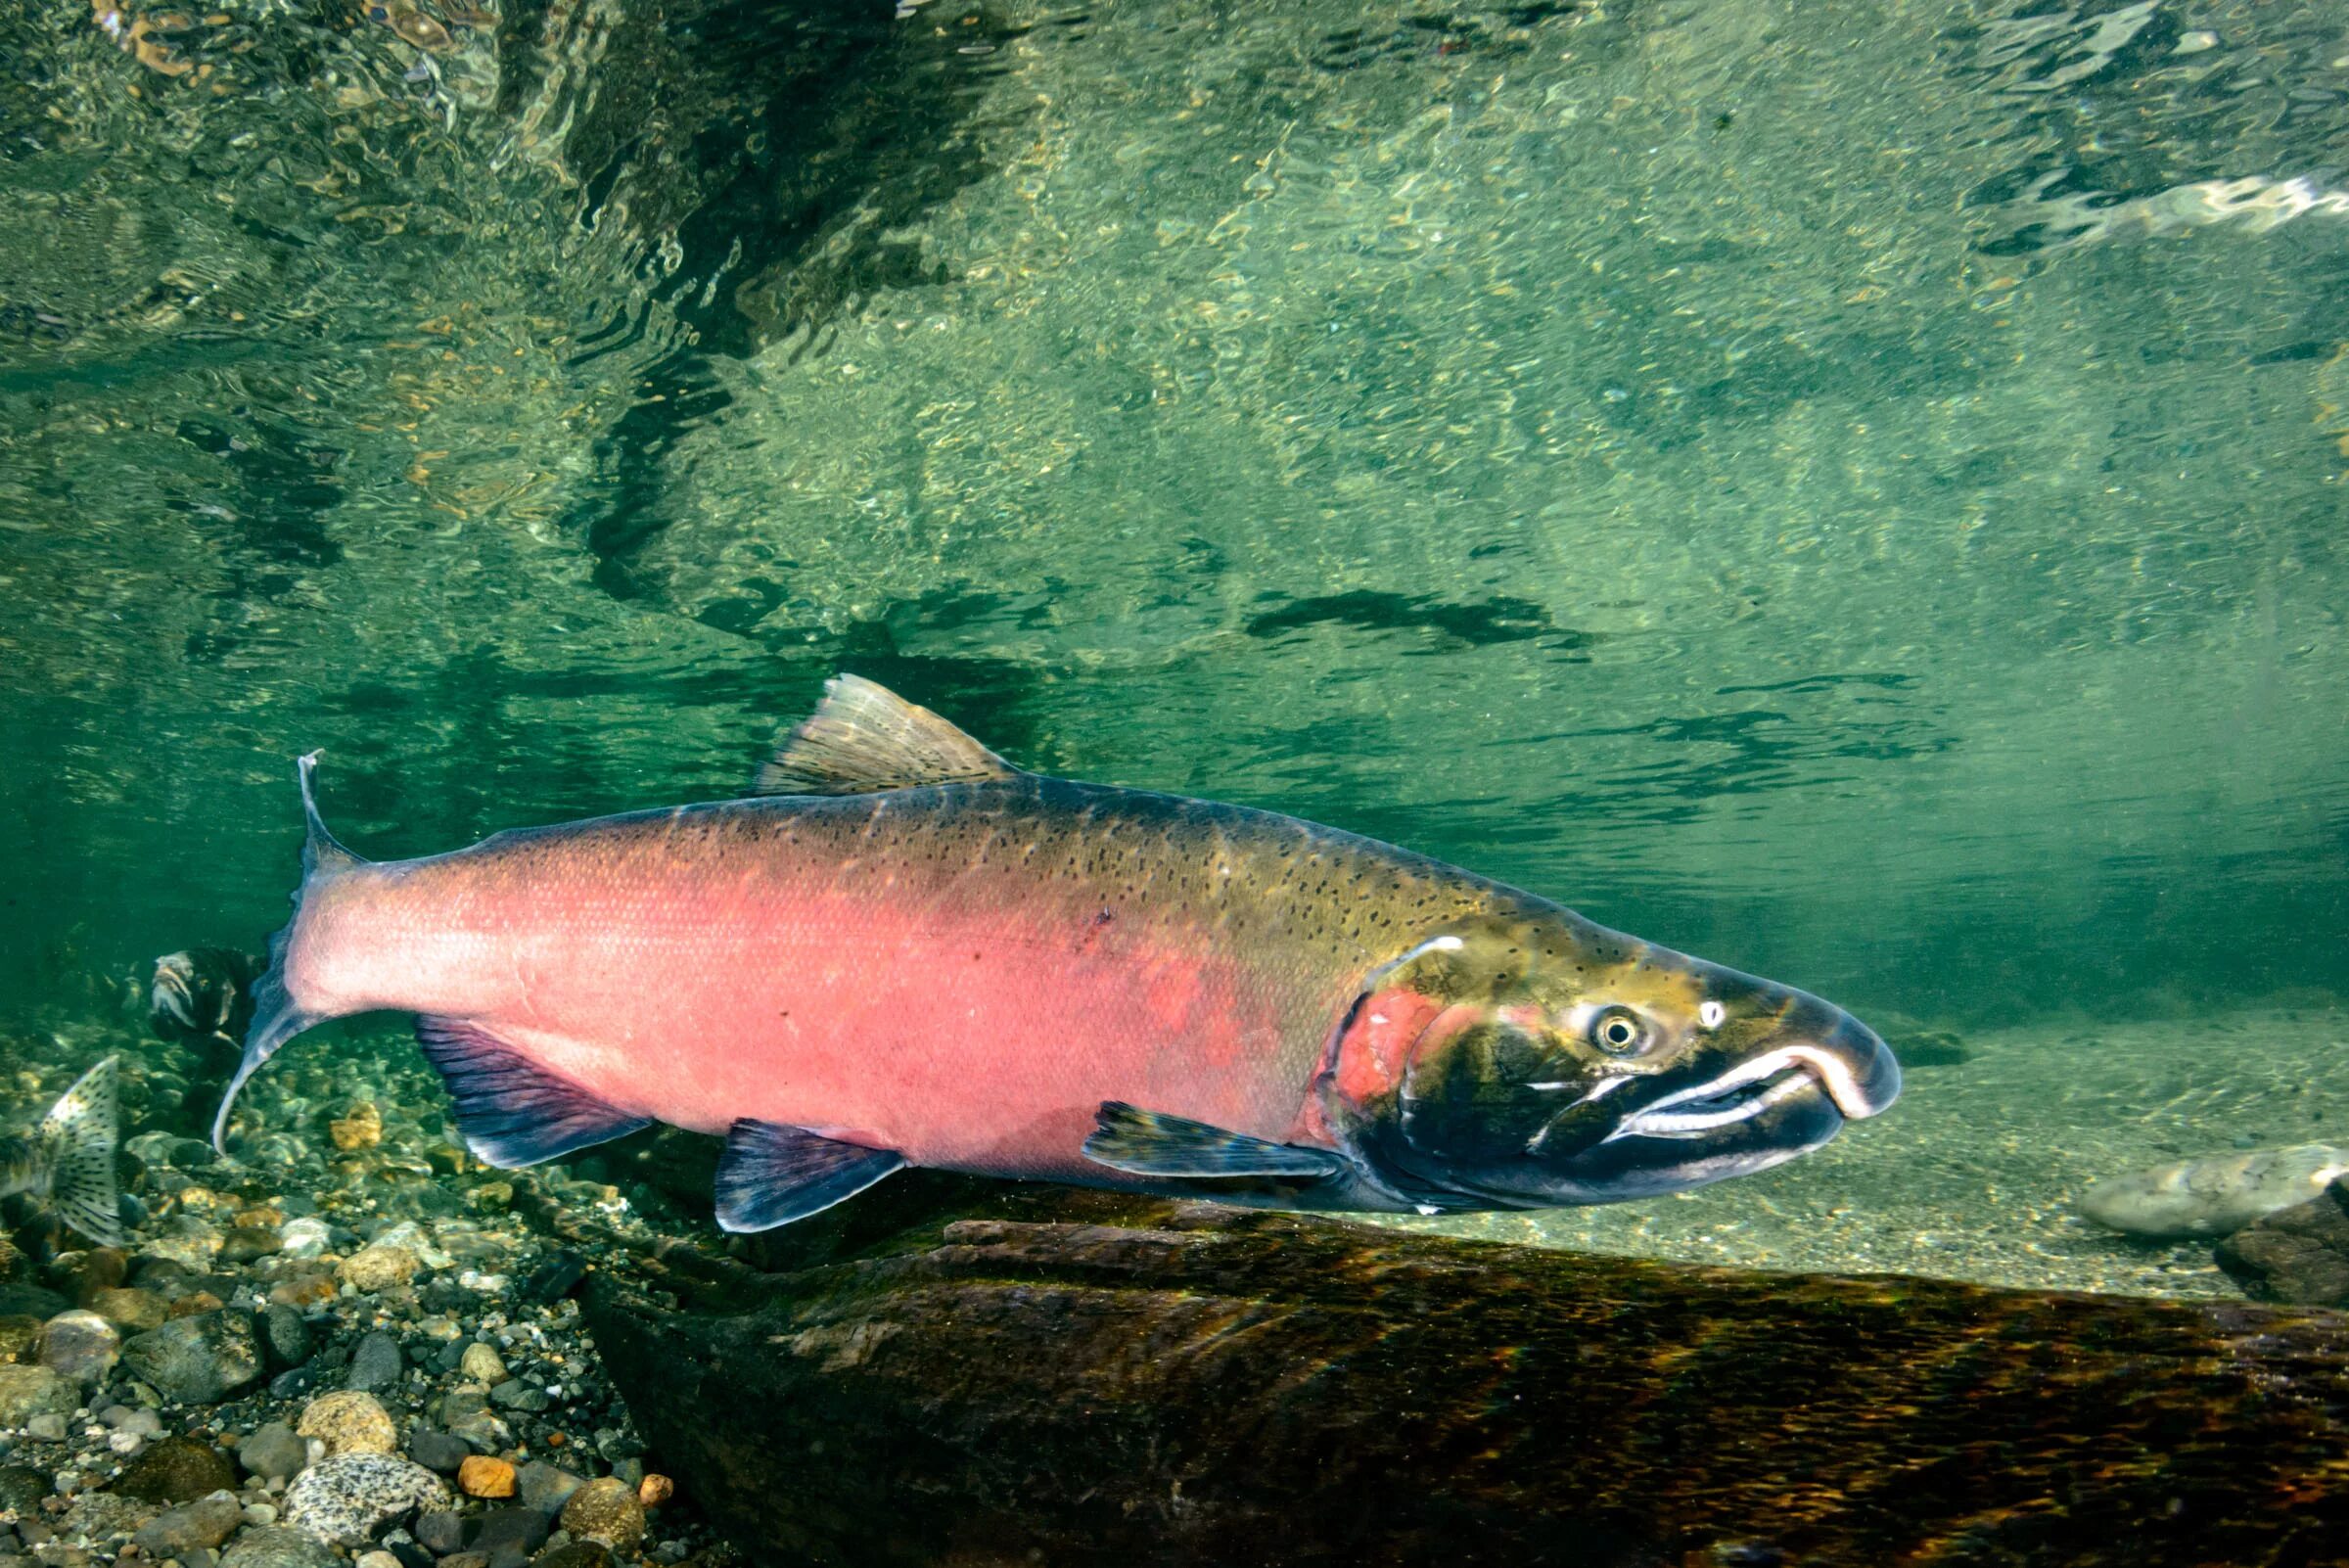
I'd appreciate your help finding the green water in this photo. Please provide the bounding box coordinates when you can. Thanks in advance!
[2,0,2346,1289]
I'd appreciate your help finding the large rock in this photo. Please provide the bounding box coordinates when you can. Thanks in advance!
[577,1176,2349,1568]
[118,1311,263,1404]
[112,1436,238,1503]
[2216,1176,2349,1305]
[35,1310,119,1385]
[298,1390,399,1456]
[282,1453,449,1546]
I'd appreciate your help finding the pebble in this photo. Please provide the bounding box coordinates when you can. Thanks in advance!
[458,1453,517,1498]
[220,1523,340,1567]
[118,1310,263,1404]
[283,1453,451,1546]
[129,1492,243,1555]
[458,1341,507,1384]
[638,1471,673,1506]
[407,1425,470,1473]
[338,1245,421,1294]
[114,1435,239,1502]
[85,1286,168,1334]
[0,1364,75,1427]
[557,1476,646,1550]
[34,1310,118,1385]
[355,1552,404,1568]
[346,1329,405,1392]
[257,1302,313,1371]
[238,1420,311,1482]
[515,1460,585,1516]
[297,1390,398,1456]
[279,1218,333,1259]
[413,1509,466,1554]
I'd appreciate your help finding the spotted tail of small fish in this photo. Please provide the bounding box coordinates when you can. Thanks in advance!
[40,1057,124,1248]
[212,751,366,1156]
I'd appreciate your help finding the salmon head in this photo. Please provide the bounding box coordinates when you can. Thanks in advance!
[1317,910,1901,1209]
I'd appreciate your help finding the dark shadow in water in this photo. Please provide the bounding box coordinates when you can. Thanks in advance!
[1243,590,1598,657]
[556,0,1037,605]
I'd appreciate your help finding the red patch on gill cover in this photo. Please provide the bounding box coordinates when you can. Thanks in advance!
[1332,989,1458,1105]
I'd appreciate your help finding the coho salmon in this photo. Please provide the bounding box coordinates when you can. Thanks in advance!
[215,676,1900,1229]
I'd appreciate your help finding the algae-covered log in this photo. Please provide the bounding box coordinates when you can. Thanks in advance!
[578,1178,2349,1568]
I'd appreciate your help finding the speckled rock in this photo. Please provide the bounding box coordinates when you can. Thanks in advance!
[258,1302,312,1371]
[297,1390,398,1456]
[119,1311,263,1404]
[36,1310,119,1385]
[114,1435,239,1502]
[283,1453,450,1546]
[220,1523,340,1567]
[337,1245,420,1294]
[530,1542,615,1568]
[86,1287,168,1335]
[557,1477,645,1550]
[0,1363,75,1427]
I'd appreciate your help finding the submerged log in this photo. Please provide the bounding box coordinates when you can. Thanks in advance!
[577,1176,2349,1567]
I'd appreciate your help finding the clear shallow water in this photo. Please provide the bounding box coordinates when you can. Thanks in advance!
[2,0,2346,1292]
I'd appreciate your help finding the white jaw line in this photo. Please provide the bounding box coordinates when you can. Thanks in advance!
[1605,1043,1880,1143]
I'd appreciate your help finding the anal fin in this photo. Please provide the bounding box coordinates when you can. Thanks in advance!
[415,1017,652,1169]
[715,1121,904,1232]
[1082,1101,1348,1180]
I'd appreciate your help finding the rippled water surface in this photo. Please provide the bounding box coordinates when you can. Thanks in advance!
[3,0,2347,1291]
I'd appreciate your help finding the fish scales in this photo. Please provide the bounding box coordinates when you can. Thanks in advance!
[220,675,1900,1227]
[291,777,1505,1181]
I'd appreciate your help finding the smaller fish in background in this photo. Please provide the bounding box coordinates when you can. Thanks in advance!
[150,948,264,1053]
[2077,1143,2349,1240]
[0,1058,125,1248]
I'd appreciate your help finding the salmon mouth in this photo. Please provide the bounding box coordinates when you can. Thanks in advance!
[1612,1062,1822,1141]
[1606,1026,1903,1144]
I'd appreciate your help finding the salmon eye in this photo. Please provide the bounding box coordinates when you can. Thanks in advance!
[1589,1006,1648,1055]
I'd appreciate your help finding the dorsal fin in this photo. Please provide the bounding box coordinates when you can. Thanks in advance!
[753,674,1020,796]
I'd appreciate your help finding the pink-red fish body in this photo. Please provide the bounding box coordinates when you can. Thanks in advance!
[219,678,1900,1228]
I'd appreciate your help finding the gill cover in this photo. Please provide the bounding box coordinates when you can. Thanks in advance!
[1318,909,1900,1208]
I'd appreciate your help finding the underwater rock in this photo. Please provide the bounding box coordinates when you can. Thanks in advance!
[220,1523,340,1567]
[330,1102,383,1151]
[238,1420,310,1482]
[345,1329,404,1393]
[2078,1143,2349,1238]
[1884,1028,1971,1067]
[129,1492,242,1555]
[406,1425,469,1473]
[338,1244,420,1293]
[112,1435,237,1502]
[0,1363,76,1427]
[458,1341,505,1384]
[457,1453,516,1498]
[581,1179,2349,1568]
[282,1452,449,1545]
[2215,1177,2349,1306]
[298,1391,399,1457]
[515,1458,585,1515]
[35,1309,119,1385]
[87,1286,167,1334]
[119,1310,262,1404]
[557,1476,645,1550]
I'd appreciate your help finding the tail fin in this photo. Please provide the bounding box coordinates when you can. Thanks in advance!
[40,1057,123,1248]
[212,752,368,1156]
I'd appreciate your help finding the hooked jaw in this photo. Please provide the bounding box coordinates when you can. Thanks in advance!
[1606,1011,1902,1144]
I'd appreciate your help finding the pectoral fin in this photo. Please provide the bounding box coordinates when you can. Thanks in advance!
[1082,1101,1349,1179]
[414,1018,652,1169]
[714,1121,905,1231]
